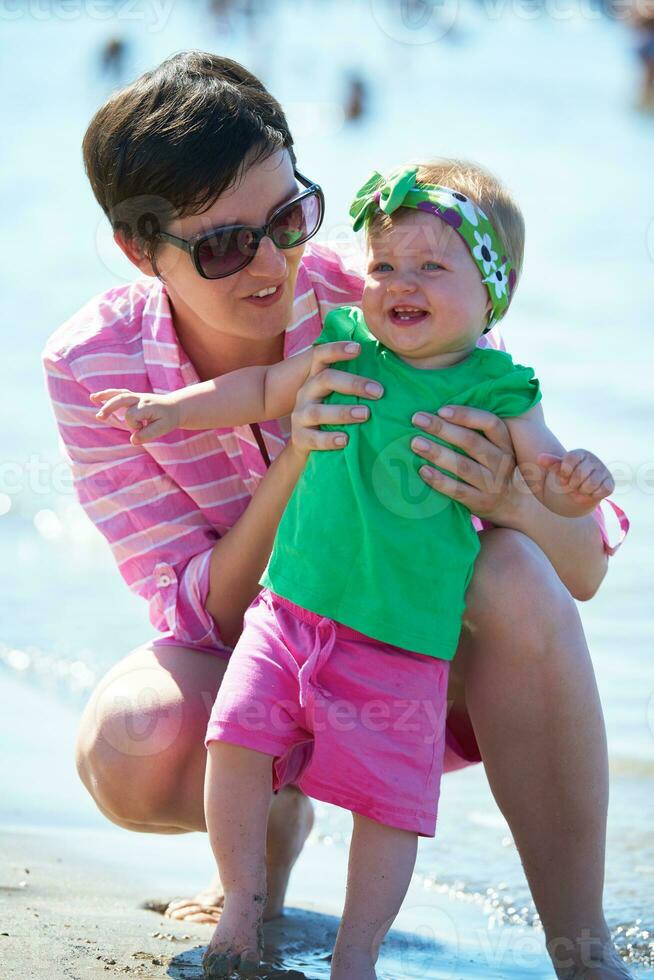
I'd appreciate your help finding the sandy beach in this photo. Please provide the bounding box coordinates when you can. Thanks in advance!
[0,822,556,980]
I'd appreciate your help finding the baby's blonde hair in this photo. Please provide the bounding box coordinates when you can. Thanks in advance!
[368,157,525,298]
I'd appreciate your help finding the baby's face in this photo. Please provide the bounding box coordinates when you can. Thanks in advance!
[362,210,492,368]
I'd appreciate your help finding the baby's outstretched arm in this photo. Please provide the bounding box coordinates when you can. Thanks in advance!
[506,404,615,518]
[90,340,360,445]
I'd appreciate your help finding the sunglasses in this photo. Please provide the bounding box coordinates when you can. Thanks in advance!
[155,170,324,280]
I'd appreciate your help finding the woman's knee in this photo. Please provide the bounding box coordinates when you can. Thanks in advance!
[75,645,215,827]
[75,693,187,826]
[465,528,580,637]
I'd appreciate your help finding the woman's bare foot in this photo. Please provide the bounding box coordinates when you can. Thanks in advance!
[553,938,634,980]
[163,787,314,924]
[202,894,265,978]
[164,870,225,924]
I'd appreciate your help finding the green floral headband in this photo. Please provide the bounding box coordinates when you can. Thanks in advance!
[349,165,516,330]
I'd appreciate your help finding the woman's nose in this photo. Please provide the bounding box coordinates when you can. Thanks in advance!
[248,235,287,278]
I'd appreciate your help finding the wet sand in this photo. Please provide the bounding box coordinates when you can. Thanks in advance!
[1,821,559,979]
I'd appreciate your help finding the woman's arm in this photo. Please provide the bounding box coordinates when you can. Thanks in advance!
[204,442,307,645]
[408,405,613,600]
[90,341,361,443]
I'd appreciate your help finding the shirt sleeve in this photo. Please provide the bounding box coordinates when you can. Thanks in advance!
[586,498,630,557]
[476,357,543,419]
[312,305,358,347]
[42,346,229,651]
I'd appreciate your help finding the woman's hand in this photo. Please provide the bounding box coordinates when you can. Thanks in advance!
[409,404,520,522]
[90,388,181,445]
[290,344,384,457]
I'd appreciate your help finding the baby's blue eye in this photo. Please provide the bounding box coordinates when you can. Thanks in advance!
[422,261,442,271]
[373,262,393,272]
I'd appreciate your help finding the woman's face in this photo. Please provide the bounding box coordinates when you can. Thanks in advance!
[148,149,306,346]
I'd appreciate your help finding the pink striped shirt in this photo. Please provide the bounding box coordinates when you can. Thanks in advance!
[41,244,629,657]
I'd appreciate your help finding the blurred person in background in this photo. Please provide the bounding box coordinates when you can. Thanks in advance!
[630,0,654,110]
[100,37,129,81]
[344,72,368,122]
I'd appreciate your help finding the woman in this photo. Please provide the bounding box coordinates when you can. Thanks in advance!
[42,51,630,979]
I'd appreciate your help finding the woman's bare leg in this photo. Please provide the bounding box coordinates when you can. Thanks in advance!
[202,742,273,977]
[450,528,630,980]
[74,641,313,921]
[330,814,418,980]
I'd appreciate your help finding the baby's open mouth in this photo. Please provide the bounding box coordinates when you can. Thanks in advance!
[388,305,429,326]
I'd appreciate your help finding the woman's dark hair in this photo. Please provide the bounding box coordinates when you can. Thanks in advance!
[82,50,296,258]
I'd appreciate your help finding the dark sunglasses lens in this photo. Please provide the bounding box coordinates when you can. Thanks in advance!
[270,191,322,249]
[197,227,259,278]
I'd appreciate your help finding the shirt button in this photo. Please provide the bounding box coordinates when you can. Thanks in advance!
[158,574,172,587]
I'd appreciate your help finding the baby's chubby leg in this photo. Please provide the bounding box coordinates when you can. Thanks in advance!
[331,813,418,980]
[202,741,273,978]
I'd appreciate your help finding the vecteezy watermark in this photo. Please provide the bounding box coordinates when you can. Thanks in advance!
[0,453,179,508]
[393,904,460,978]
[647,216,654,265]
[369,0,461,45]
[0,0,176,32]
[89,663,185,757]
[0,455,74,498]
[369,0,653,40]
[96,193,185,282]
[227,693,452,744]
[647,688,654,743]
[371,435,454,520]
[369,440,654,521]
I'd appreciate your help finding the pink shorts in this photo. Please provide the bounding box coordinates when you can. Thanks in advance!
[205,588,452,837]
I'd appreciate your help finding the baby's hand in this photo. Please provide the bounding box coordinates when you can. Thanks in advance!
[537,449,615,515]
[90,388,181,445]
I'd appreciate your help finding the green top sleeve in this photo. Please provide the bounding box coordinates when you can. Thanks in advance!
[484,366,541,418]
[470,350,542,419]
[313,306,358,347]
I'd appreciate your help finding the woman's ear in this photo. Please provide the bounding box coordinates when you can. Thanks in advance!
[113,230,157,277]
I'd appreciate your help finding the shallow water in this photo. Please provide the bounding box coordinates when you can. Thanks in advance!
[1,0,653,974]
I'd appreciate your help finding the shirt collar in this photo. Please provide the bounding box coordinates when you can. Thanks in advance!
[141,277,200,394]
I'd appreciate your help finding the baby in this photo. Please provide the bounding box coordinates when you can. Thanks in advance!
[92,160,614,980]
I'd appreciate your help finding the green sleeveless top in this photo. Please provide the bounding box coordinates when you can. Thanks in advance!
[260,306,541,661]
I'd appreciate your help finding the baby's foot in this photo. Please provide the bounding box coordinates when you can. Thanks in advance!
[330,945,377,980]
[202,894,265,978]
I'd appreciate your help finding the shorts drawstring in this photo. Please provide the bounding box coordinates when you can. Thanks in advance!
[298,616,337,708]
